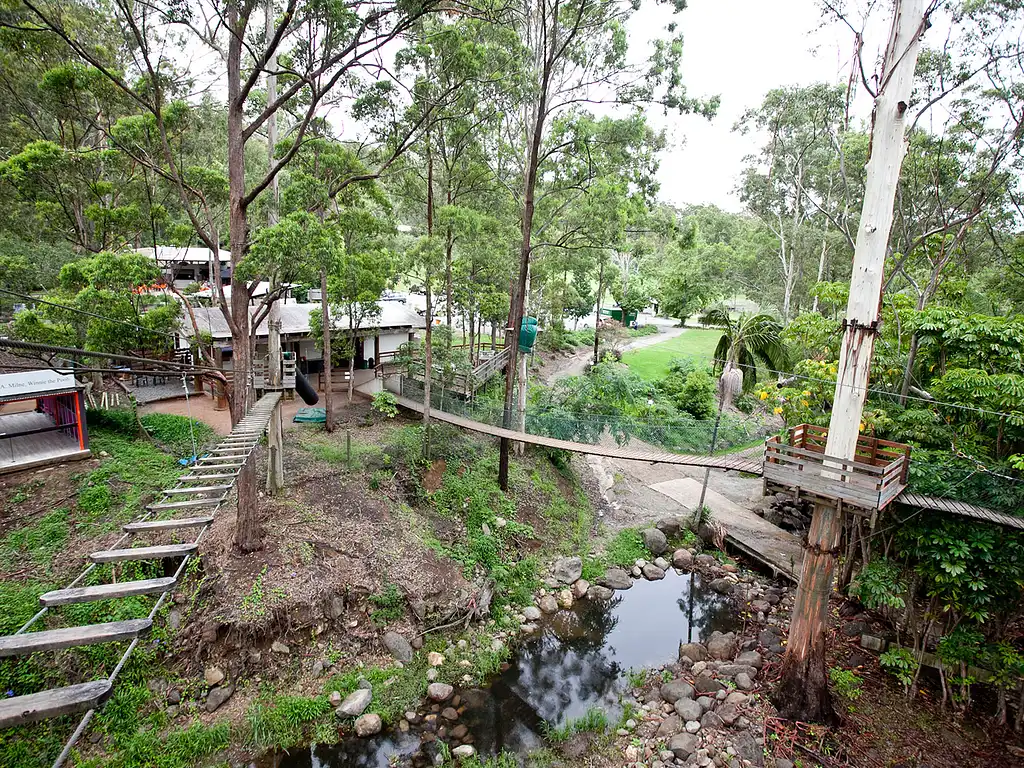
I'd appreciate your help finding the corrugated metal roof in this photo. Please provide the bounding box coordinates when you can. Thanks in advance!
[182,301,425,340]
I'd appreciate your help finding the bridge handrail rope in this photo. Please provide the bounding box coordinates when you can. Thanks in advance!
[0,392,282,768]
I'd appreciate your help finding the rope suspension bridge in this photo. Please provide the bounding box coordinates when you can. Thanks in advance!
[0,392,281,765]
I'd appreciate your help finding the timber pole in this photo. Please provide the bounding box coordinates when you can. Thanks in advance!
[774,0,928,722]
[265,0,284,494]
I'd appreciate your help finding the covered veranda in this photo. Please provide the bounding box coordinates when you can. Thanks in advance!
[0,370,91,474]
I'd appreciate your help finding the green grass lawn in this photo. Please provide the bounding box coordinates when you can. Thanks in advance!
[622,328,722,381]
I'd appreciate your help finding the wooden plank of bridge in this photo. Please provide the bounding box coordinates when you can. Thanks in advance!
[0,680,112,728]
[394,394,764,474]
[123,516,214,532]
[0,620,152,657]
[651,478,804,581]
[90,543,198,563]
[40,577,177,607]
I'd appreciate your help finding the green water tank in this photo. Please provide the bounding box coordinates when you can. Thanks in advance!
[518,317,539,353]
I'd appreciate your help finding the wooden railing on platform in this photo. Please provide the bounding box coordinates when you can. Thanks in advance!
[376,344,511,396]
[763,424,911,512]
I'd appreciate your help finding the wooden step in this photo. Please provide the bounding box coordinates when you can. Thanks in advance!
[147,498,223,511]
[124,516,213,533]
[163,485,233,495]
[0,619,152,657]
[90,543,197,563]
[40,577,176,606]
[194,461,244,468]
[0,680,113,728]
[180,473,237,481]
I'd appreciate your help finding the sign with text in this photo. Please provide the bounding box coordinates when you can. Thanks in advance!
[0,370,76,398]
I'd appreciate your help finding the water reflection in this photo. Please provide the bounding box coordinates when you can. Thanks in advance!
[264,569,738,767]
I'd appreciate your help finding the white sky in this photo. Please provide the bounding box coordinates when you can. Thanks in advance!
[633,0,886,212]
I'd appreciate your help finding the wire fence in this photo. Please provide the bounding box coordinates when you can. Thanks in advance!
[400,378,771,455]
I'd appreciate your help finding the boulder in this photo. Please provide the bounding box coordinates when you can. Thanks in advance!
[668,732,698,759]
[552,556,583,585]
[336,688,372,717]
[715,702,740,726]
[539,595,559,613]
[717,664,756,679]
[382,632,413,663]
[523,606,542,621]
[597,568,633,590]
[642,563,666,580]
[642,528,669,555]
[678,642,709,662]
[735,650,763,669]
[427,682,454,702]
[695,673,725,694]
[656,517,683,536]
[655,714,682,738]
[674,698,702,722]
[586,584,614,601]
[653,557,670,571]
[735,672,754,690]
[204,667,225,687]
[205,685,234,713]
[700,711,724,729]
[660,679,695,703]
[694,553,718,568]
[696,696,714,712]
[707,631,738,660]
[354,713,382,737]
[672,548,694,569]
[709,578,734,595]
[572,579,589,599]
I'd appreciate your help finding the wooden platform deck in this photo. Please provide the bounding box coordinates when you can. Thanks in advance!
[0,412,90,475]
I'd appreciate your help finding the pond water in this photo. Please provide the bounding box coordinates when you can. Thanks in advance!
[262,570,739,767]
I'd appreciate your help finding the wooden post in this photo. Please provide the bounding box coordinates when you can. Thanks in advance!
[774,0,928,723]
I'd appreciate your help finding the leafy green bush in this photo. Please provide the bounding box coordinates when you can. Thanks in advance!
[368,582,404,624]
[371,391,399,418]
[849,558,906,610]
[880,646,917,692]
[828,667,863,700]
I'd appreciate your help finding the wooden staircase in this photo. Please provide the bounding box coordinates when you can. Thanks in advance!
[0,392,281,750]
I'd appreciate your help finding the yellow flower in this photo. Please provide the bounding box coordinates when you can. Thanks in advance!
[801,400,809,407]
[858,422,865,431]
[773,407,783,415]
[759,391,769,401]
[802,390,811,397]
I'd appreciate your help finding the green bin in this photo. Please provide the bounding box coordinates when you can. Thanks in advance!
[519,317,539,353]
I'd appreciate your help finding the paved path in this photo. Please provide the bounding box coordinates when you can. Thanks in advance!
[651,477,804,581]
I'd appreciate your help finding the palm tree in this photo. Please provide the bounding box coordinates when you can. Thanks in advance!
[700,307,788,408]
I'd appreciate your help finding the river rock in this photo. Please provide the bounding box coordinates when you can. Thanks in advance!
[383,632,413,663]
[707,631,738,660]
[271,640,290,654]
[669,733,698,758]
[736,650,763,669]
[597,568,633,590]
[731,731,764,766]
[336,688,372,717]
[572,579,589,599]
[167,688,181,704]
[661,678,696,702]
[654,556,670,570]
[539,594,559,613]
[452,745,477,759]
[715,702,740,725]
[552,556,583,584]
[354,713,382,737]
[695,673,726,694]
[656,517,683,536]
[586,584,614,601]
[678,642,709,662]
[205,685,234,712]
[642,528,668,555]
[328,594,346,619]
[556,589,573,609]
[674,698,702,721]
[441,707,459,720]
[656,714,682,737]
[701,711,724,729]
[329,690,343,707]
[428,651,445,666]
[204,667,225,686]
[709,578,734,595]
[751,599,772,614]
[631,565,642,577]
[642,563,666,580]
[735,672,754,690]
[717,664,756,679]
[685,719,701,734]
[523,606,542,621]
[672,548,693,568]
[427,682,454,702]
[697,695,714,711]
[724,691,748,706]
[694,553,718,568]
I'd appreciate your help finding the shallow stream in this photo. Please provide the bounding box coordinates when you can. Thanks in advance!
[263,570,739,767]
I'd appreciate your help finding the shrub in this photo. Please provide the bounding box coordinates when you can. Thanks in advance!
[849,558,907,611]
[828,667,863,700]
[371,391,399,418]
[880,646,917,692]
